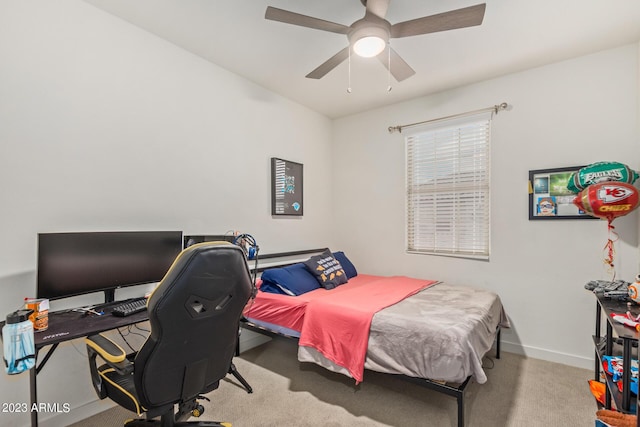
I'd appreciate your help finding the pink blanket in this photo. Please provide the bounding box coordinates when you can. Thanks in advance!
[298,276,436,383]
[247,274,385,332]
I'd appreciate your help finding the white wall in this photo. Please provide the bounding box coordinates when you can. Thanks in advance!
[0,1,334,426]
[1,1,638,426]
[332,43,640,369]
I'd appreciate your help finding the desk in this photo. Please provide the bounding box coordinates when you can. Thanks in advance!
[30,306,148,427]
[592,293,640,427]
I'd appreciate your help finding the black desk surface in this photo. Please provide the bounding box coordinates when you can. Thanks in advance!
[596,293,640,340]
[35,307,149,348]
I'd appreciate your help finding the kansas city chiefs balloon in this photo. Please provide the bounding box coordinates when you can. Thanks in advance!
[574,182,639,220]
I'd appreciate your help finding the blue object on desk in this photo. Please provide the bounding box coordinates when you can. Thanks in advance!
[2,309,36,375]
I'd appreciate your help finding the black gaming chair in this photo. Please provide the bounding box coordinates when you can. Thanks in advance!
[85,242,253,426]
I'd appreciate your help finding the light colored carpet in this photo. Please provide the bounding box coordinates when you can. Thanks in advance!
[71,338,597,427]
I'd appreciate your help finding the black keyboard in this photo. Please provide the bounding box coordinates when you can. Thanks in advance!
[111,298,147,317]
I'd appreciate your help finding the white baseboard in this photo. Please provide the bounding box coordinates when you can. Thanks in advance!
[238,332,597,371]
[501,341,593,371]
[239,329,271,353]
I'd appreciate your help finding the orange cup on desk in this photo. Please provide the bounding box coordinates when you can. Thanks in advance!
[24,298,49,332]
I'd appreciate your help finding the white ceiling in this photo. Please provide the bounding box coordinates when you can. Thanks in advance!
[84,0,640,119]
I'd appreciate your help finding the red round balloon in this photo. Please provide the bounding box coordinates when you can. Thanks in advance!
[573,182,639,221]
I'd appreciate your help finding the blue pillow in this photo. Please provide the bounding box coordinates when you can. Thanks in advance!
[258,279,289,295]
[260,263,320,296]
[332,251,357,279]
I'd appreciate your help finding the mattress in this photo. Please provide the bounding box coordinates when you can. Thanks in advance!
[245,275,509,384]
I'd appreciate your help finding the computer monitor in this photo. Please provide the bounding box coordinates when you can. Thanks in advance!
[183,234,235,248]
[37,231,183,303]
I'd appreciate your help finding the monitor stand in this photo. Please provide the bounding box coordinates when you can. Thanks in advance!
[88,290,117,311]
[104,289,116,304]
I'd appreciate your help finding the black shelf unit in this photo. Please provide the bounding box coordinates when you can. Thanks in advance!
[593,293,640,426]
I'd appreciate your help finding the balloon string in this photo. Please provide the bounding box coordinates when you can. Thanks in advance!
[603,220,618,280]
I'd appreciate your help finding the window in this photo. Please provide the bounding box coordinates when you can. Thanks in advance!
[405,111,491,259]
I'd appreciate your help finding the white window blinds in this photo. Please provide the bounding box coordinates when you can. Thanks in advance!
[405,111,491,259]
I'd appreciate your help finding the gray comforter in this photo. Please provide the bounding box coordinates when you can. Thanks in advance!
[298,282,509,384]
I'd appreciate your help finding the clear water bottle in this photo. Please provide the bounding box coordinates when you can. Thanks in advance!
[2,309,36,375]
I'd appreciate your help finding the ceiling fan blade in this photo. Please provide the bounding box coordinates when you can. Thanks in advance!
[390,3,486,38]
[306,47,350,79]
[265,6,350,34]
[377,47,416,82]
[365,0,390,19]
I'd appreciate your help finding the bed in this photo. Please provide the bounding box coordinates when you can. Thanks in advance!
[241,249,509,427]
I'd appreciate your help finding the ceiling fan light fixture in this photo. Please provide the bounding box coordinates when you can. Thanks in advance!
[349,24,389,58]
[353,35,386,58]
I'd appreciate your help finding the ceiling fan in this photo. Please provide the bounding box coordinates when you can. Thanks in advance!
[265,0,486,82]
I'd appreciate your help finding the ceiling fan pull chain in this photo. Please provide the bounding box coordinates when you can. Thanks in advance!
[347,48,352,93]
[387,44,392,92]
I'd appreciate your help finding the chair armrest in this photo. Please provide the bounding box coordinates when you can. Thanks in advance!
[85,333,133,400]
[85,333,133,375]
[86,334,126,362]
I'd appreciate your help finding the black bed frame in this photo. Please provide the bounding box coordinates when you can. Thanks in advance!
[241,248,502,427]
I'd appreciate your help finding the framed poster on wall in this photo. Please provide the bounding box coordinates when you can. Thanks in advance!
[271,157,303,216]
[528,166,597,220]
